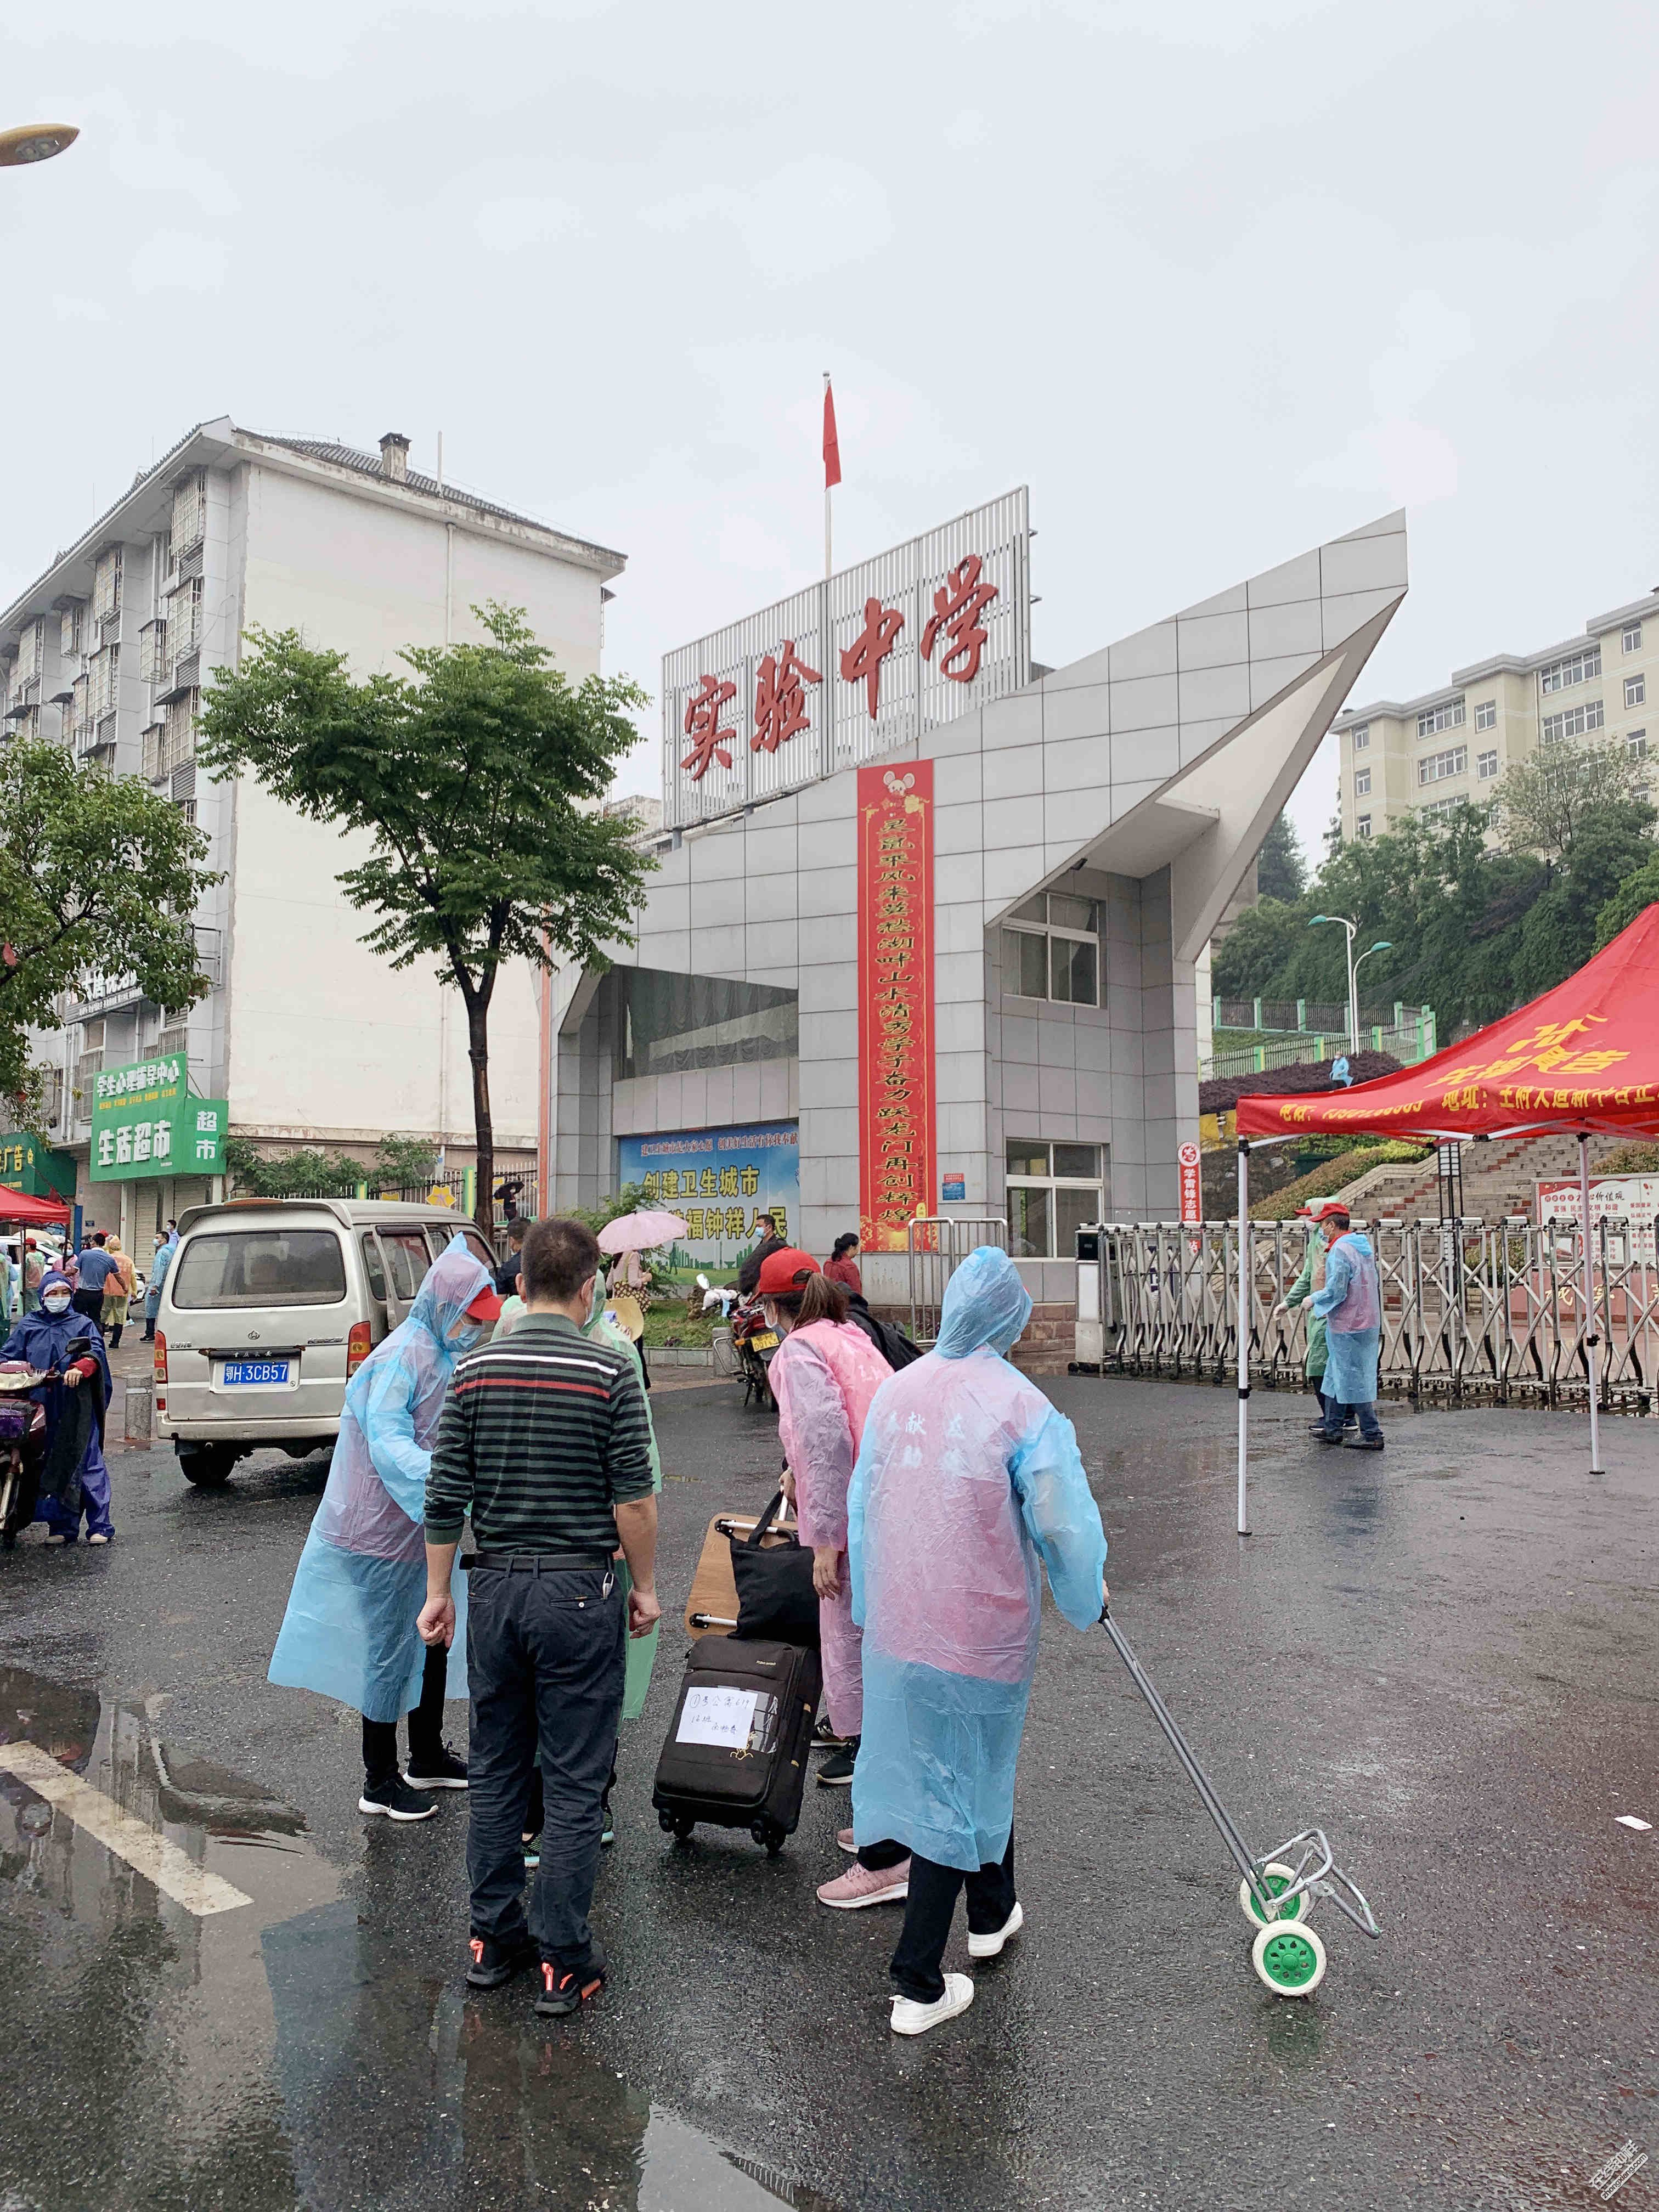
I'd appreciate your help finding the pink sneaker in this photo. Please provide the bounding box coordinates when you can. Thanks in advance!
[836,1827,856,1854]
[816,1858,910,1910]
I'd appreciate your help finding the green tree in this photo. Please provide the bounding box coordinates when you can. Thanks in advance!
[1493,737,1649,864]
[1594,854,1659,949]
[0,738,217,1121]
[1511,798,1656,997]
[1254,809,1307,902]
[198,603,654,1234]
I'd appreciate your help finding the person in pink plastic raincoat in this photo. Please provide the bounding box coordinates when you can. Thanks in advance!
[846,1245,1107,2036]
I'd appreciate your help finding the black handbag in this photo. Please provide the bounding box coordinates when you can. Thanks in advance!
[730,1489,820,1648]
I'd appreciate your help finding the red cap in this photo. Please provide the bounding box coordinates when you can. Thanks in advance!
[464,1283,503,1321]
[755,1246,821,1296]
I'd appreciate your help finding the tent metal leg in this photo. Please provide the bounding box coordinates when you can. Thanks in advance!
[1579,1130,1604,1473]
[1237,1139,1250,1536]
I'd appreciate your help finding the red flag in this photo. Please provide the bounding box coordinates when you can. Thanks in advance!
[822,377,842,489]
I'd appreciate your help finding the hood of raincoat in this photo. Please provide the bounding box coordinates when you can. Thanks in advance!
[934,1247,1032,1359]
[404,1233,496,1356]
[3,1284,111,1388]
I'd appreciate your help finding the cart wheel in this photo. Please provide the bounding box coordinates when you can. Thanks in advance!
[672,1816,695,1842]
[1239,1861,1306,1927]
[1251,1918,1327,1998]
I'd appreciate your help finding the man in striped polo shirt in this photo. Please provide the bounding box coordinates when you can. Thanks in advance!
[419,1215,660,2019]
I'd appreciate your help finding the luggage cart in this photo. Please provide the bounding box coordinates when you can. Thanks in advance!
[1101,1606,1381,1996]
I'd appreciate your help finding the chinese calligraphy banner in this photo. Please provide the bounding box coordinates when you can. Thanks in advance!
[858,760,936,1253]
[615,1121,799,1272]
[1235,903,1659,1143]
[89,1055,228,1182]
[662,487,1030,831]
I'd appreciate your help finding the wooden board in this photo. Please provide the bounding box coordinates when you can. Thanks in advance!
[684,1509,798,1640]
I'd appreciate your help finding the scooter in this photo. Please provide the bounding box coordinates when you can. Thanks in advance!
[727,1297,780,1411]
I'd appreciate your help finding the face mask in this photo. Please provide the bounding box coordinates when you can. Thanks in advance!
[43,1293,71,1314]
[450,1318,487,1353]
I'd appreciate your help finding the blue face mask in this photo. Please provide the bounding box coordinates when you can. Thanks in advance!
[450,1317,487,1354]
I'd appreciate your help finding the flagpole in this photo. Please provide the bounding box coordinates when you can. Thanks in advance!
[823,370,832,579]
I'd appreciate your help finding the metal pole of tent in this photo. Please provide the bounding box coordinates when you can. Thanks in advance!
[1578,1131,1604,1474]
[1237,1138,1250,1535]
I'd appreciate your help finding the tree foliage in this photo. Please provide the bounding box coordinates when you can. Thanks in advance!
[1493,737,1649,864]
[224,1131,442,1198]
[198,603,654,1231]
[1254,809,1307,902]
[0,739,217,1121]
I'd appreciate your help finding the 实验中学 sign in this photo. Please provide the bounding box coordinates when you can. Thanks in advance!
[88,1055,227,1182]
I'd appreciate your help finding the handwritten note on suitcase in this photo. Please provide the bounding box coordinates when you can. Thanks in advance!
[675,1686,759,1750]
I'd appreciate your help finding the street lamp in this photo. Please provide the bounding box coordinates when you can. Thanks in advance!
[1310,913,1361,1053]
[1352,939,1392,1049]
[0,124,78,168]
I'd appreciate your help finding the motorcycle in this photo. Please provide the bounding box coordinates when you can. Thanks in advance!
[0,1364,47,1551]
[726,1295,780,1412]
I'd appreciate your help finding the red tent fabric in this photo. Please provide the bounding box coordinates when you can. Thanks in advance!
[0,1185,71,1225]
[1236,904,1659,1144]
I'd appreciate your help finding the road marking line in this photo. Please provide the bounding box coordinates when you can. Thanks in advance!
[0,1741,251,1916]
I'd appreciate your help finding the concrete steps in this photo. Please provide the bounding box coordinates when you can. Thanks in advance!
[1335,1131,1627,1222]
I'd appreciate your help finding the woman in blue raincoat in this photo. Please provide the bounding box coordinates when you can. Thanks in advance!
[847,1246,1107,2036]
[269,1234,501,1822]
[0,1269,115,1545]
[1310,1210,1385,1448]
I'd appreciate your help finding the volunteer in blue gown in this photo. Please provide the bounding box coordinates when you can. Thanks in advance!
[269,1235,500,1822]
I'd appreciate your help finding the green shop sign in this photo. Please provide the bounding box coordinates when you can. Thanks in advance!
[89,1056,228,1182]
[0,1134,76,1199]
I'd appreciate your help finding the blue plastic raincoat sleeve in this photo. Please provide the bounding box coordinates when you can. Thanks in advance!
[357,1353,432,1523]
[1010,1408,1107,1632]
[1310,1242,1352,1319]
[847,1424,873,1630]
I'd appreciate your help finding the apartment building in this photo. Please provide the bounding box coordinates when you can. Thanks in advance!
[0,420,624,1239]
[1334,586,1656,841]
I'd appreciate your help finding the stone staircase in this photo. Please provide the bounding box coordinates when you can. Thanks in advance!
[1336,1131,1628,1223]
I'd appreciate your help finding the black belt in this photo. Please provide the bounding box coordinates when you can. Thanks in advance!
[465,1549,614,1573]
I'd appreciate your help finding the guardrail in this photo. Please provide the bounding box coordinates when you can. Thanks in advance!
[907,1216,1008,1347]
[1091,1216,1659,1413]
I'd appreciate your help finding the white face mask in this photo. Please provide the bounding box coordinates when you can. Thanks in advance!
[42,1293,71,1314]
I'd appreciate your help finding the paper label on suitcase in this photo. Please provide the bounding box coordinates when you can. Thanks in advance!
[676,1686,760,1750]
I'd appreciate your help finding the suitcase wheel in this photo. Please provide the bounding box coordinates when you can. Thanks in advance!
[750,1818,786,1857]
[659,1811,696,1843]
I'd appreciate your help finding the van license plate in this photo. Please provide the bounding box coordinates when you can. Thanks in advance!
[221,1360,292,1387]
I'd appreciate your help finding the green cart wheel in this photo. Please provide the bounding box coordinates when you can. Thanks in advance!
[1239,1860,1306,1927]
[1251,1918,1327,1997]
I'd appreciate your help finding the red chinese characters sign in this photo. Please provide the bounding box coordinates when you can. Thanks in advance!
[858,760,936,1252]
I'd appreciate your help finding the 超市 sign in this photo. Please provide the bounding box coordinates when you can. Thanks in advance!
[89,1056,228,1182]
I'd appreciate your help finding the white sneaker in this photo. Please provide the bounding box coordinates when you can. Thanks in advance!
[890,1972,975,2036]
[967,1902,1023,1959]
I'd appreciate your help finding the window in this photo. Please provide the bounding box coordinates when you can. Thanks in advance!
[139,619,167,684]
[59,602,83,659]
[1417,698,1465,738]
[1623,623,1643,654]
[1477,748,1499,780]
[1348,723,1370,750]
[88,642,119,720]
[170,471,206,565]
[611,967,798,1080]
[170,1230,348,1310]
[1001,893,1101,1007]
[1005,1141,1108,1258]
[360,1234,387,1302]
[91,545,122,626]
[376,1231,432,1303]
[1354,766,1371,795]
[1421,794,1465,821]
[1356,814,1373,838]
[1539,647,1600,693]
[1625,674,1645,709]
[1474,699,1497,730]
[1629,730,1649,760]
[1418,744,1467,786]
[163,687,199,775]
[14,619,41,686]
[167,574,203,664]
[1541,699,1604,744]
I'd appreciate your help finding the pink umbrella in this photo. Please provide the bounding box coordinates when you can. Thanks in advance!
[597,1210,689,1254]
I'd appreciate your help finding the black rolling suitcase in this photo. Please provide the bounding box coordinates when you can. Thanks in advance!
[652,1635,821,1855]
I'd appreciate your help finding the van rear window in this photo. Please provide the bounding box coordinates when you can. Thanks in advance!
[170,1231,347,1310]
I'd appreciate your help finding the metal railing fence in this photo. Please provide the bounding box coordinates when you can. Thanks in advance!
[907,1216,1008,1347]
[1093,1215,1659,1413]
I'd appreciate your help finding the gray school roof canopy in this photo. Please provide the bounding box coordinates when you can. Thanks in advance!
[549,512,1407,1305]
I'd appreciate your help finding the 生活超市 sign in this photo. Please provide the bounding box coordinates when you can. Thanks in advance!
[857,760,936,1252]
[89,1056,228,1183]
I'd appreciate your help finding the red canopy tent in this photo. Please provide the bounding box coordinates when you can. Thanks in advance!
[0,1186,71,1226]
[1227,904,1659,1523]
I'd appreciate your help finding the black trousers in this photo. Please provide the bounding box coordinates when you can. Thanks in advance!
[70,1288,105,1330]
[361,1639,448,1784]
[889,1833,1016,2004]
[466,1563,624,1972]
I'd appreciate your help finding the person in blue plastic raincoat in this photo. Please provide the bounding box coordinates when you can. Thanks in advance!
[494,1269,662,1855]
[0,1269,115,1544]
[847,1246,1108,2036]
[269,1235,501,1821]
[1310,1209,1384,1448]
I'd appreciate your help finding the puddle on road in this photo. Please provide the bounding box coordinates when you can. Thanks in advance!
[0,1662,843,2212]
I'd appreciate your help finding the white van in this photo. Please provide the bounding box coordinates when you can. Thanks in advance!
[154,1198,498,1487]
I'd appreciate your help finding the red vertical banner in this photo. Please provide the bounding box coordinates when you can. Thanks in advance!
[857,761,936,1252]
[1178,1140,1202,1224]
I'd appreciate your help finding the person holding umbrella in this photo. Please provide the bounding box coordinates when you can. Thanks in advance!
[596,1207,690,1394]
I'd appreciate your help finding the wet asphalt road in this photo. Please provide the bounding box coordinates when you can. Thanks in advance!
[0,1375,1655,2212]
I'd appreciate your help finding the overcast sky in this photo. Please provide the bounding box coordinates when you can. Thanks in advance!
[6,0,1658,869]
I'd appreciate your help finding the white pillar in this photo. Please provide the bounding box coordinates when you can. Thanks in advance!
[1579,1131,1604,1474]
[1237,1139,1250,1536]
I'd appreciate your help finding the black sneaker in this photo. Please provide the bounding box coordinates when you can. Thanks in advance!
[359,1774,438,1822]
[812,1716,855,1752]
[466,1932,536,1989]
[405,1742,469,1790]
[1343,1435,1385,1451]
[534,1959,606,2018]
[816,1738,860,1787]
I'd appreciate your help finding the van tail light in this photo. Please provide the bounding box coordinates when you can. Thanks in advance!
[153,1332,167,1386]
[347,1321,373,1377]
